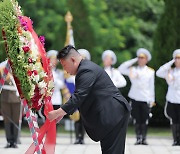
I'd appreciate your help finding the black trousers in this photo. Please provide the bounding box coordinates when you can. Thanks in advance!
[75,117,85,140]
[100,112,130,154]
[166,102,180,124]
[131,99,149,124]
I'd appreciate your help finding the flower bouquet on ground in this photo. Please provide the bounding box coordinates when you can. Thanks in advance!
[0,0,56,153]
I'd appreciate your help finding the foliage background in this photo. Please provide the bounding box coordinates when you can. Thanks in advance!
[1,0,178,126]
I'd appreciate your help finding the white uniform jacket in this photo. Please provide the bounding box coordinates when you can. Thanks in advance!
[119,58,155,103]
[156,60,180,104]
[52,68,64,105]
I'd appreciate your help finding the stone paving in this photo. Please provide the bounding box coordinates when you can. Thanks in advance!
[0,134,180,154]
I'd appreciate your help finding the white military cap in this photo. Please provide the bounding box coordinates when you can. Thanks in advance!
[102,50,117,65]
[78,49,91,60]
[136,48,152,61]
[47,50,58,58]
[173,49,180,58]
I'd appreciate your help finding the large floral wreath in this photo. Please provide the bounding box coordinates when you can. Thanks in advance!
[0,0,54,111]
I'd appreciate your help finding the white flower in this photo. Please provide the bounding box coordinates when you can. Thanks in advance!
[29,34,39,61]
[48,80,54,89]
[46,88,53,96]
[29,84,35,97]
[38,98,43,106]
[35,62,42,70]
[40,88,46,95]
[39,72,47,78]
[12,15,17,19]
[38,81,47,89]
[27,63,34,70]
[30,50,38,61]
[17,55,23,60]
[38,81,47,95]
[32,74,40,83]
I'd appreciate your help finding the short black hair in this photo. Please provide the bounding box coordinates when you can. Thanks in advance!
[57,45,77,59]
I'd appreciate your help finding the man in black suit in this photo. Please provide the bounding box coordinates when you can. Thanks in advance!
[48,45,131,154]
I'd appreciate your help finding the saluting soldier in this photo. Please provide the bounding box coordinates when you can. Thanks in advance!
[119,48,155,145]
[102,50,126,88]
[0,60,21,148]
[156,49,180,146]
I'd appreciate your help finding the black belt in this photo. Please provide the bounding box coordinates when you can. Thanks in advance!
[130,98,147,104]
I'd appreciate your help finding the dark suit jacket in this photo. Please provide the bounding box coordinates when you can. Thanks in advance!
[61,59,131,142]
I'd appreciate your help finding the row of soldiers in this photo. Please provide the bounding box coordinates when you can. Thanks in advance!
[102,48,180,146]
[104,48,180,146]
[75,48,180,146]
[0,47,180,148]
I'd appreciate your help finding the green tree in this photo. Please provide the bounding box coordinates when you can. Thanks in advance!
[67,0,96,61]
[0,35,6,62]
[106,0,164,60]
[76,0,126,64]
[18,0,68,50]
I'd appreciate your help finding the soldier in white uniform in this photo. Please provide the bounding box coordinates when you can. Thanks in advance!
[119,48,155,145]
[156,49,180,146]
[47,50,64,110]
[102,50,126,88]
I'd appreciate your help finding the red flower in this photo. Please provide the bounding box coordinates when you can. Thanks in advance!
[28,58,33,63]
[31,86,43,110]
[33,70,38,75]
[31,99,42,110]
[22,46,30,53]
[27,70,32,76]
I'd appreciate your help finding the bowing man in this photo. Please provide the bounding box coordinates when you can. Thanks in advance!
[48,45,131,154]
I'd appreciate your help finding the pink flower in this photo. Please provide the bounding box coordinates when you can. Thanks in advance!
[18,16,29,31]
[39,36,45,46]
[22,46,30,53]
[28,58,33,63]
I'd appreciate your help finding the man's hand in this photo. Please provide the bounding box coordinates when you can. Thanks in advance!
[56,116,63,124]
[48,108,67,122]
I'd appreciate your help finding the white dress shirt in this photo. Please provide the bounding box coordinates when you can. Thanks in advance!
[119,58,155,103]
[104,66,126,88]
[51,68,64,105]
[156,59,180,104]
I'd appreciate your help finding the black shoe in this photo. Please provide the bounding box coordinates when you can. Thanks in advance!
[134,139,141,145]
[74,139,81,144]
[4,143,11,148]
[11,143,18,148]
[141,140,148,145]
[79,139,85,144]
[172,141,179,146]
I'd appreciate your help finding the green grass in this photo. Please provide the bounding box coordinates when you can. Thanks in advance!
[127,126,171,137]
[0,124,172,137]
